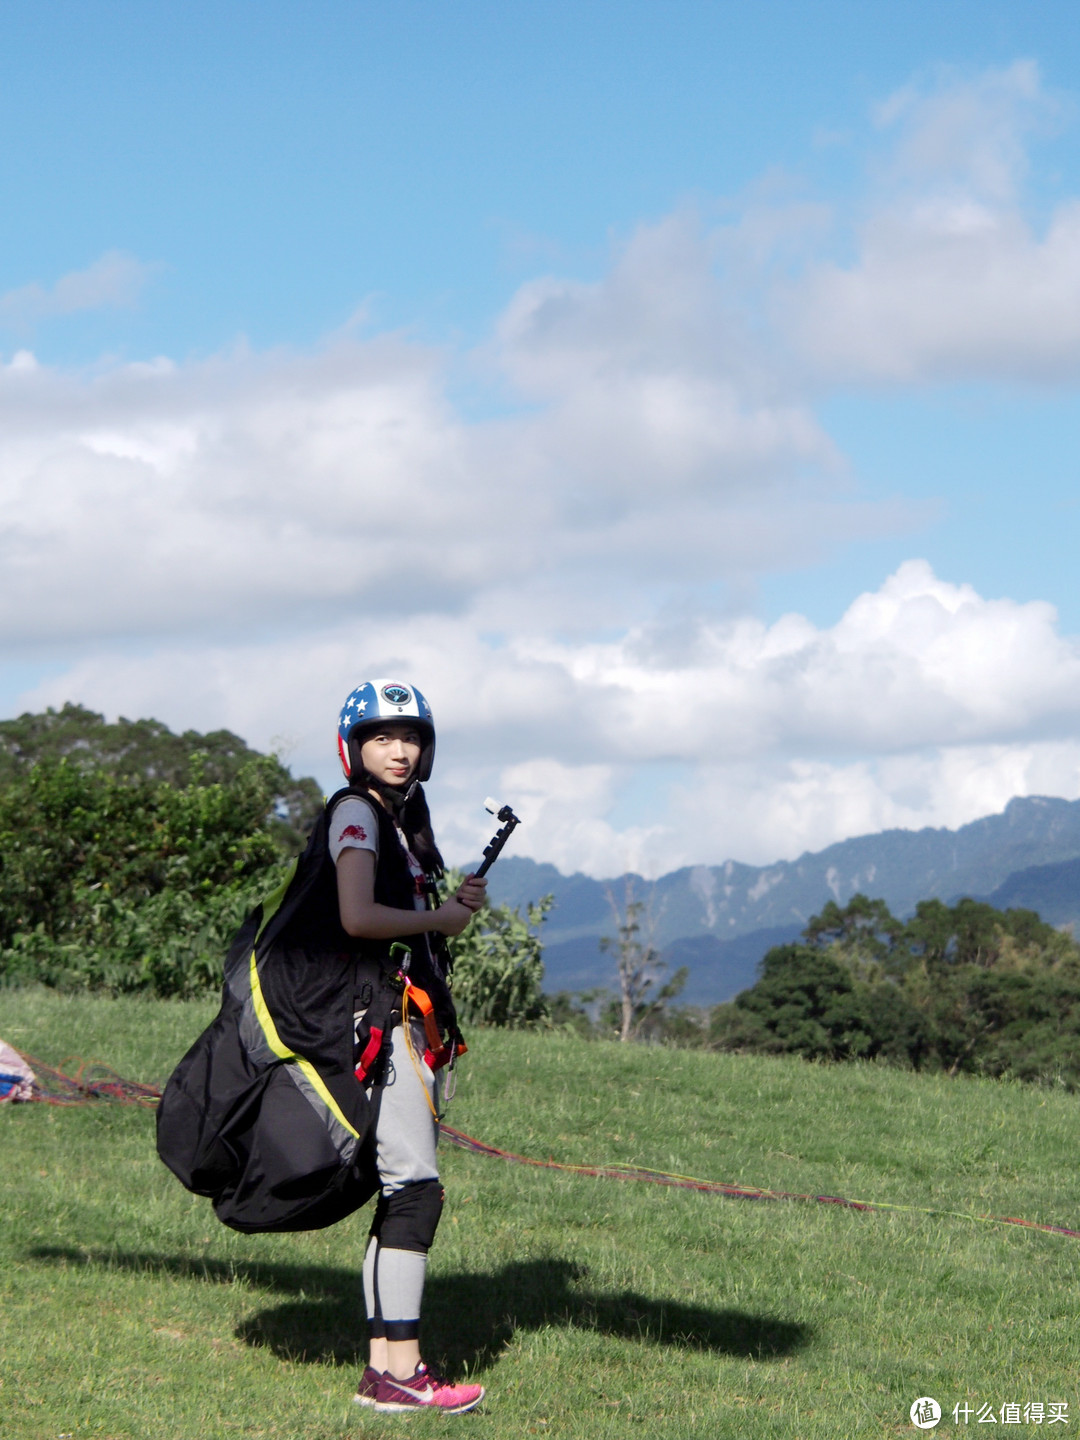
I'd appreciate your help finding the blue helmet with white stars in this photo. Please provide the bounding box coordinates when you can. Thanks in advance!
[337,678,436,783]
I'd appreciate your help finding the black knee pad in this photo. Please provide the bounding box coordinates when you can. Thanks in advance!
[370,1179,444,1254]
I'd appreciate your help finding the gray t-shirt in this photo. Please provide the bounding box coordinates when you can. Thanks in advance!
[329,794,442,1026]
[328,795,426,912]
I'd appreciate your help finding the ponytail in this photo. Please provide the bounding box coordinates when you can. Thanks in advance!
[400,784,445,879]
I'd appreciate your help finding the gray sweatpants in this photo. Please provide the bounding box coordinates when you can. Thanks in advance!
[363,1020,440,1334]
[375,1020,440,1194]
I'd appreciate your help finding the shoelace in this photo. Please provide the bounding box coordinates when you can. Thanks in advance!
[415,1362,462,1395]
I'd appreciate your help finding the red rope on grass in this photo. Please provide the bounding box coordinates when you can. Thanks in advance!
[18,1053,161,1107]
[9,1048,1079,1241]
[438,1123,1080,1241]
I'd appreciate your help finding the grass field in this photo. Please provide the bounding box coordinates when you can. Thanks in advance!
[2,988,1079,1439]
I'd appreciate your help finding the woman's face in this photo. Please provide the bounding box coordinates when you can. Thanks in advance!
[359,724,423,788]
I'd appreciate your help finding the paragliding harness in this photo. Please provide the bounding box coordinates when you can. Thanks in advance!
[354,797,519,1092]
[360,800,521,1088]
[351,799,527,1094]
[353,939,465,1088]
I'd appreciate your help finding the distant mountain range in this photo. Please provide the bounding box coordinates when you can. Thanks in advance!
[479,795,1080,1007]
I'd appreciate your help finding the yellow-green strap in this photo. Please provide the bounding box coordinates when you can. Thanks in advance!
[254,859,299,944]
[248,948,360,1140]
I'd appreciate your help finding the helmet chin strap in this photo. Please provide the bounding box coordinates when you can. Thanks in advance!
[357,772,417,817]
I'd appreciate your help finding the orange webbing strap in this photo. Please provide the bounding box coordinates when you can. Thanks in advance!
[402,983,466,1071]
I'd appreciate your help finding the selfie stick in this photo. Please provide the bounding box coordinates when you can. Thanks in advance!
[473,798,521,877]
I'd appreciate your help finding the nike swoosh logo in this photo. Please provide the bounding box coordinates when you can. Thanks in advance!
[396,1383,435,1401]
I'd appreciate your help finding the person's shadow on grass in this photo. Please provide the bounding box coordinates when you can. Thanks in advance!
[30,1246,810,1374]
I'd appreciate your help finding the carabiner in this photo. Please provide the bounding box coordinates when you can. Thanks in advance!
[442,1040,458,1105]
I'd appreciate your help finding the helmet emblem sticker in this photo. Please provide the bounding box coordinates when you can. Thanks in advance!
[381,684,411,706]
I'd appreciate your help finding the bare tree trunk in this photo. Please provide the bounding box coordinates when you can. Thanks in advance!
[603,879,659,1042]
[619,966,634,1043]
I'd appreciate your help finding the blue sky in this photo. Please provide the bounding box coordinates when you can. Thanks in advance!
[3,1,1080,874]
[5,2,1078,353]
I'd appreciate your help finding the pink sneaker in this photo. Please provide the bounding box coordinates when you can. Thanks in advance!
[373,1361,485,1414]
[353,1365,382,1405]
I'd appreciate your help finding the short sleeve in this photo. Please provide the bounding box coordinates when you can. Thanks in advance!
[328,796,379,865]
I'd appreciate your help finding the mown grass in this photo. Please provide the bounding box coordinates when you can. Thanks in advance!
[2,987,1079,1439]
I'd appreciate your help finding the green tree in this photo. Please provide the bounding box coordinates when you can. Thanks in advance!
[711,944,886,1061]
[545,990,595,1038]
[0,702,322,848]
[709,891,1080,1085]
[0,754,290,996]
[440,869,553,1028]
[904,895,1075,971]
[804,893,906,980]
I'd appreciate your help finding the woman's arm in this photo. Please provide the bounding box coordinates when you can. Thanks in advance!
[337,847,485,939]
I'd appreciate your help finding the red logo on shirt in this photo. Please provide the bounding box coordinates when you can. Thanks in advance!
[337,825,367,842]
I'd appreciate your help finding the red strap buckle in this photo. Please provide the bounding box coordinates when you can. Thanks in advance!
[354,1025,384,1083]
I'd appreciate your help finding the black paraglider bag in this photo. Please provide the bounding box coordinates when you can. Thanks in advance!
[156,805,380,1234]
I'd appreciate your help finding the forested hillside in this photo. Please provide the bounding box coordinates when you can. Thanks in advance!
[707,893,1080,1087]
[0,706,549,1023]
[0,702,323,839]
[0,705,303,996]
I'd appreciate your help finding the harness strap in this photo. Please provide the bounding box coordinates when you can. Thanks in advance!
[403,982,467,1072]
[353,983,401,1087]
[354,1026,385,1084]
[352,948,467,1087]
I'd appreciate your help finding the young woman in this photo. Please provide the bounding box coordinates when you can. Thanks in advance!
[332,678,487,1415]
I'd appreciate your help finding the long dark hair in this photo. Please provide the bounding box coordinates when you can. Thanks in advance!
[397,782,445,878]
[351,771,445,879]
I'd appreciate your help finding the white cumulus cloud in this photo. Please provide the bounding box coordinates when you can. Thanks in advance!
[0,227,902,649]
[0,251,156,329]
[6,61,1080,877]
[18,563,1080,874]
[778,62,1080,383]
